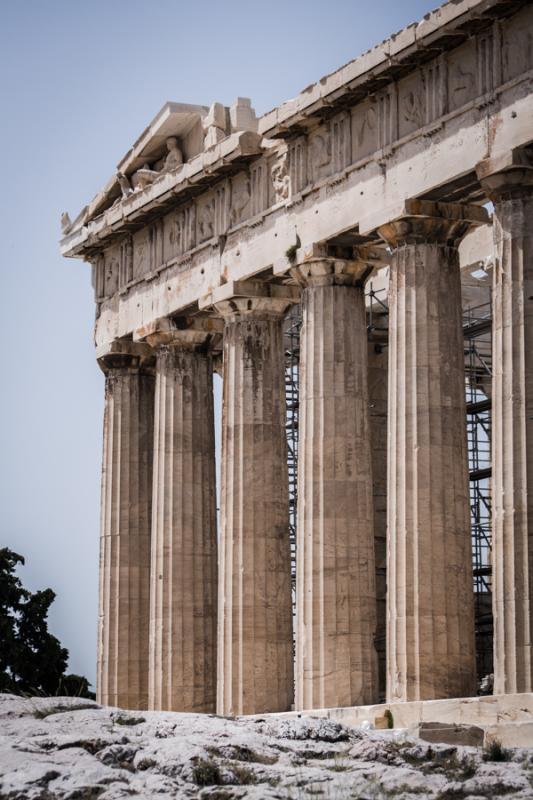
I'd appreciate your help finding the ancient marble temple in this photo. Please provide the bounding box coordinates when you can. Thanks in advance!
[61,0,533,714]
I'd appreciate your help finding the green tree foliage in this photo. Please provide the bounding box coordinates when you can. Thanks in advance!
[0,548,94,698]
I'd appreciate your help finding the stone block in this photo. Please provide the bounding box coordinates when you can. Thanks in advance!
[484,722,533,748]
[416,722,484,747]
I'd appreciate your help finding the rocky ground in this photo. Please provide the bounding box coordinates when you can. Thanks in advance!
[1,694,533,799]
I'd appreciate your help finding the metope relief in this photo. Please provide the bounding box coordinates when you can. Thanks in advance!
[502,7,533,83]
[447,41,477,112]
[308,126,332,182]
[351,98,378,162]
[398,72,426,138]
[196,195,215,243]
[133,230,150,280]
[270,154,290,204]
[230,174,251,226]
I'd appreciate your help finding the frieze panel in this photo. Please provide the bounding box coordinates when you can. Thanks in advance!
[502,6,533,84]
[447,40,477,112]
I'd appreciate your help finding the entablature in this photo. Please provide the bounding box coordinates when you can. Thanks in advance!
[61,0,533,352]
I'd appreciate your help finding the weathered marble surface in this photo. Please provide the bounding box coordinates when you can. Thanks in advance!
[2,694,533,799]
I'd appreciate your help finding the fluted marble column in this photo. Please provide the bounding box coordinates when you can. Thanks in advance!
[480,161,533,694]
[378,200,487,702]
[97,341,155,709]
[145,323,218,712]
[368,330,389,701]
[217,296,293,715]
[291,256,380,711]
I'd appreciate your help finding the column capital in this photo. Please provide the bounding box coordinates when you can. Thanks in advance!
[290,245,389,288]
[200,279,300,321]
[135,315,223,350]
[375,199,489,249]
[476,149,533,200]
[96,339,154,374]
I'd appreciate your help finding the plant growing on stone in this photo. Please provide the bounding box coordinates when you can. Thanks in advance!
[482,738,511,763]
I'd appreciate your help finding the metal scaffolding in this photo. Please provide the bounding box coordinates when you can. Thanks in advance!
[283,286,495,687]
[284,305,302,617]
[464,300,493,681]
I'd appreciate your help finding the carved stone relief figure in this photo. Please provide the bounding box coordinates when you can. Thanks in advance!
[162,137,183,172]
[104,252,120,297]
[403,87,425,129]
[271,154,290,202]
[117,172,133,198]
[352,99,378,162]
[448,41,477,111]
[230,176,251,226]
[198,199,215,242]
[450,63,476,108]
[131,164,160,191]
[398,72,426,138]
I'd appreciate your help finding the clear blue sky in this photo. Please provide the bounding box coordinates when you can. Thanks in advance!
[0,0,438,687]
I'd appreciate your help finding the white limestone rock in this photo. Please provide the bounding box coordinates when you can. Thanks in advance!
[1,694,533,799]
